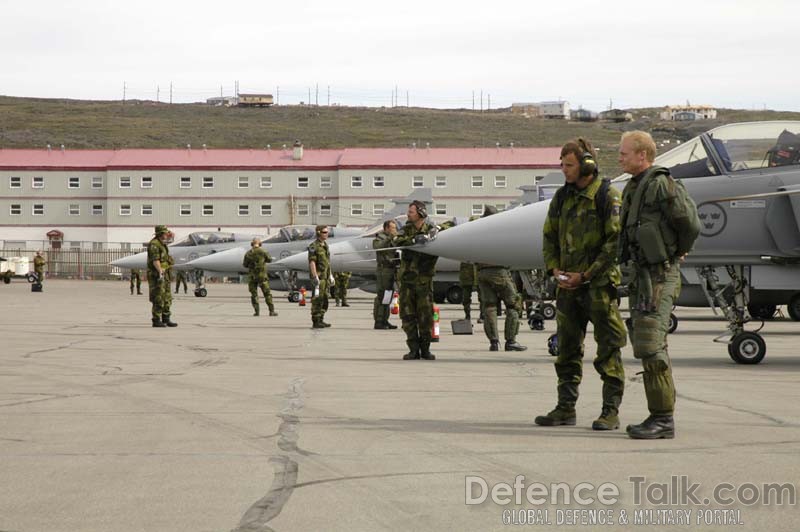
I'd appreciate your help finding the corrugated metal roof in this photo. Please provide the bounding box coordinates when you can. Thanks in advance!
[0,149,115,170]
[339,147,560,169]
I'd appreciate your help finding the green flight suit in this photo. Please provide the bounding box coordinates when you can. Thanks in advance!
[476,265,521,343]
[542,176,627,414]
[147,237,173,321]
[334,272,351,305]
[33,255,46,284]
[394,220,439,356]
[130,269,142,294]
[459,262,480,319]
[620,165,698,416]
[373,230,398,325]
[243,246,275,316]
[308,239,331,325]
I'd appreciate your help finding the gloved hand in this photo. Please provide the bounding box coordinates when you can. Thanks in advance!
[329,274,335,287]
[311,276,320,287]
[414,234,430,245]
[427,226,439,240]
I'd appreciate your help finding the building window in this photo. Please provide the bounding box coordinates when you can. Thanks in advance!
[260,204,272,216]
[351,203,363,216]
[180,204,192,216]
[32,176,44,189]
[9,176,21,188]
[238,176,249,189]
[260,176,272,189]
[297,204,310,216]
[472,176,483,188]
[119,176,131,188]
[10,204,22,215]
[297,176,309,188]
[68,204,80,216]
[472,204,483,216]
[141,176,153,188]
[92,242,105,251]
[351,176,363,188]
[92,176,103,189]
[320,176,332,189]
[202,177,214,189]
[238,204,249,216]
[373,204,385,216]
[180,176,191,188]
[120,242,131,252]
[435,204,447,215]
[373,176,385,188]
[494,176,507,188]
[68,177,80,189]
[435,176,447,188]
[120,204,132,216]
[92,204,103,215]
[202,204,214,216]
[320,204,331,216]
[412,176,424,188]
[141,204,153,216]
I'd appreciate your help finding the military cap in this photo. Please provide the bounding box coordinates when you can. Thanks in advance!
[154,224,169,235]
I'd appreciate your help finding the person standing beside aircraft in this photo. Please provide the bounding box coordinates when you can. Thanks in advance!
[174,270,188,294]
[33,250,46,285]
[537,138,626,430]
[476,206,527,352]
[130,269,142,295]
[334,271,352,306]
[373,219,400,330]
[243,238,278,317]
[618,131,700,439]
[308,225,333,328]
[147,225,177,327]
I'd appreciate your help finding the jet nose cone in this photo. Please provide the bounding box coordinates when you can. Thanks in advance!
[110,252,147,269]
[272,252,308,271]
[187,248,245,271]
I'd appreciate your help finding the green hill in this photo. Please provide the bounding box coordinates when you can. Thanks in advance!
[1,95,798,177]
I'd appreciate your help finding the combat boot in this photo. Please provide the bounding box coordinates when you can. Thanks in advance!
[269,310,279,317]
[505,340,527,352]
[253,310,260,316]
[312,320,326,329]
[419,347,436,360]
[341,302,350,307]
[321,321,332,328]
[489,340,499,352]
[385,322,397,329]
[152,318,166,328]
[592,407,620,431]
[404,340,421,360]
[464,309,471,320]
[534,406,576,426]
[162,315,178,327]
[403,350,420,360]
[627,415,674,439]
[137,290,142,295]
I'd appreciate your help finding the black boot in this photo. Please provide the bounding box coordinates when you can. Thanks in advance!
[152,318,166,328]
[419,342,435,360]
[627,415,674,439]
[505,340,527,351]
[312,320,325,329]
[404,339,421,360]
[465,309,471,320]
[162,315,178,327]
[137,290,142,295]
[489,340,499,352]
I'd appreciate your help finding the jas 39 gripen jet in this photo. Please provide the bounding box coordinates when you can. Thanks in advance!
[411,121,800,364]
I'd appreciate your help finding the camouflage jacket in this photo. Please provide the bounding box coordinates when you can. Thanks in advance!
[33,255,46,273]
[307,239,331,279]
[543,176,622,286]
[146,237,171,277]
[243,247,273,280]
[373,230,399,271]
[394,220,439,283]
[459,262,477,285]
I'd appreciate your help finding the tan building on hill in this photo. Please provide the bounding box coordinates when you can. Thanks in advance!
[0,145,560,249]
[660,105,717,120]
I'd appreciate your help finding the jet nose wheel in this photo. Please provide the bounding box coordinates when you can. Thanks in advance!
[528,314,545,331]
[288,291,301,303]
[668,313,678,334]
[194,288,207,297]
[728,332,766,364]
[547,333,559,356]
[787,294,800,321]
[541,303,556,320]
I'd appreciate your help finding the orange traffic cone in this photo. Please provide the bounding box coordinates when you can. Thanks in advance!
[299,287,306,306]
[390,291,399,315]
[431,305,440,342]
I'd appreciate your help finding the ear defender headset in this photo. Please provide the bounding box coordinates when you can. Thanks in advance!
[411,200,428,218]
[577,138,598,177]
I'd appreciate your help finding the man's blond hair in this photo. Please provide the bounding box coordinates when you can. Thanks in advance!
[621,131,657,163]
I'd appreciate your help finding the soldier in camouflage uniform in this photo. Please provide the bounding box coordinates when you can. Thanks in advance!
[476,206,527,352]
[33,250,46,285]
[242,238,277,317]
[373,219,399,330]
[393,200,440,360]
[308,225,333,328]
[459,262,478,320]
[334,272,352,306]
[175,270,188,294]
[147,225,177,327]
[130,269,142,295]
[536,138,626,430]
[618,131,699,440]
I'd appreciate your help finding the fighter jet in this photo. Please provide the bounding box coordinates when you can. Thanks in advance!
[409,121,800,364]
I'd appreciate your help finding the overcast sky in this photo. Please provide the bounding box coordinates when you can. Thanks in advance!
[1,0,796,111]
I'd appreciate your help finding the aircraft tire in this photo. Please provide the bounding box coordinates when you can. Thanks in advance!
[3,276,10,284]
[445,285,463,305]
[788,294,800,321]
[727,332,766,365]
[288,291,300,303]
[194,288,208,298]
[668,313,678,334]
[541,303,556,320]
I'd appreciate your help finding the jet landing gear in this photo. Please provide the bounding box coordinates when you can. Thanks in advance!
[697,265,767,364]
[193,270,207,297]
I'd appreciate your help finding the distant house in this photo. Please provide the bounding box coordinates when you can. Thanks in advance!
[206,96,237,106]
[510,103,541,117]
[674,111,702,121]
[599,109,633,122]
[571,108,598,122]
[237,94,274,107]
[510,101,570,119]
[660,105,717,120]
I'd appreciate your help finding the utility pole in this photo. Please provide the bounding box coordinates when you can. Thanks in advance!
[327,85,330,106]
[122,81,126,104]
[480,90,483,112]
[277,86,280,105]
[157,85,160,103]
[170,82,173,104]
[220,85,223,98]
[308,87,311,105]
[395,84,398,107]
[472,91,475,111]
[315,83,318,106]
[406,90,409,107]
[488,94,491,110]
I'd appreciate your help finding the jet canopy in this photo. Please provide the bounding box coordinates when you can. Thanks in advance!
[261,225,345,244]
[171,232,238,247]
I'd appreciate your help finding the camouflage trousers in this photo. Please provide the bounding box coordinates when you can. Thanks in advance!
[175,275,188,293]
[373,268,396,324]
[477,268,520,342]
[34,269,44,284]
[249,277,275,314]
[554,283,627,413]
[311,278,330,324]
[399,278,434,353]
[628,264,681,416]
[460,282,481,317]
[334,278,350,304]
[147,273,172,320]
[130,276,141,293]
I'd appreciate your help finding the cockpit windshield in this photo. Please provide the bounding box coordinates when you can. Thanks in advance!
[708,121,800,171]
[171,232,236,247]
[262,225,335,244]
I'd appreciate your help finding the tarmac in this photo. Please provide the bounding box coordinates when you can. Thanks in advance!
[1,279,799,532]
